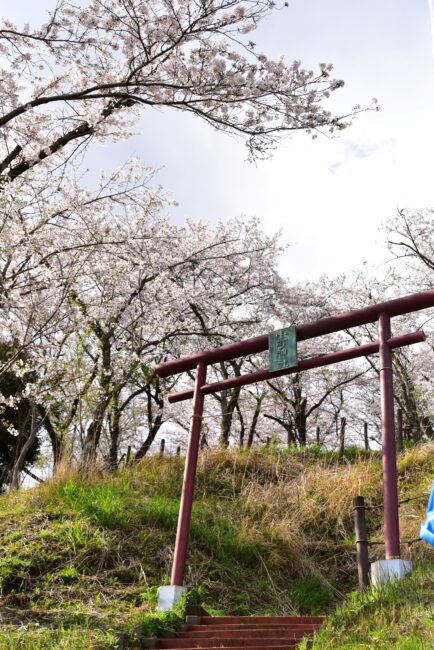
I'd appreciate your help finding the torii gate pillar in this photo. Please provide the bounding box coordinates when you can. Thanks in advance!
[372,314,412,586]
[157,361,207,610]
[378,312,400,559]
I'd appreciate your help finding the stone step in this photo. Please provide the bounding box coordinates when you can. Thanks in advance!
[176,630,311,640]
[159,646,297,650]
[199,616,325,626]
[158,638,300,650]
[159,638,300,648]
[155,614,325,650]
[182,624,319,634]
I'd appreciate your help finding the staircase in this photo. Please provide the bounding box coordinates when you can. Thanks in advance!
[157,615,325,650]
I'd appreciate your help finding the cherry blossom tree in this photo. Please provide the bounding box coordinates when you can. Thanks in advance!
[182,276,376,450]
[384,210,434,440]
[259,278,371,449]
[165,228,284,448]
[0,0,373,482]
[0,0,360,185]
[386,209,434,286]
[1,169,284,475]
[0,341,42,489]
[325,264,434,446]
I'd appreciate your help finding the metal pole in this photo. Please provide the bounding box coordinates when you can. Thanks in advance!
[378,313,400,559]
[170,361,207,586]
[353,496,370,590]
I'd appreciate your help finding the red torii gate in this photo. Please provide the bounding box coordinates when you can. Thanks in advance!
[155,289,434,589]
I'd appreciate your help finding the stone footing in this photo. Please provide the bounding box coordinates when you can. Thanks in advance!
[370,559,412,587]
[156,585,187,611]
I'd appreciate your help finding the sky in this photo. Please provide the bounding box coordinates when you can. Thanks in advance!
[2,0,434,281]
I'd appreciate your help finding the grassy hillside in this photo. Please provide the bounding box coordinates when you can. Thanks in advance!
[300,564,433,649]
[0,444,433,649]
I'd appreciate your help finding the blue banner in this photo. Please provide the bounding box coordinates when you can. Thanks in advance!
[419,481,434,547]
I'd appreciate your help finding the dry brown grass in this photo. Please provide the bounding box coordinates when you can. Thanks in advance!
[198,443,433,593]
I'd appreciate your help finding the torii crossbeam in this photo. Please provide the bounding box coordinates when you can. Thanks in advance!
[155,289,434,592]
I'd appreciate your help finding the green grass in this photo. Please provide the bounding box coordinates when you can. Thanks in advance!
[290,574,333,615]
[0,443,432,648]
[301,565,434,649]
[0,625,120,650]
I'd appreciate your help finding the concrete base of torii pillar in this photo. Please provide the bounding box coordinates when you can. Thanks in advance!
[370,559,412,587]
[157,585,187,611]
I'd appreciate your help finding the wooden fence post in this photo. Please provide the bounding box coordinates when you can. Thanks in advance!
[339,417,346,455]
[265,436,270,448]
[126,446,132,465]
[316,426,320,446]
[353,495,370,590]
[396,408,403,452]
[176,446,181,457]
[160,439,165,455]
[364,422,369,451]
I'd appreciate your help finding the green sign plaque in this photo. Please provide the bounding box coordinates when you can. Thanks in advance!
[269,326,298,373]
